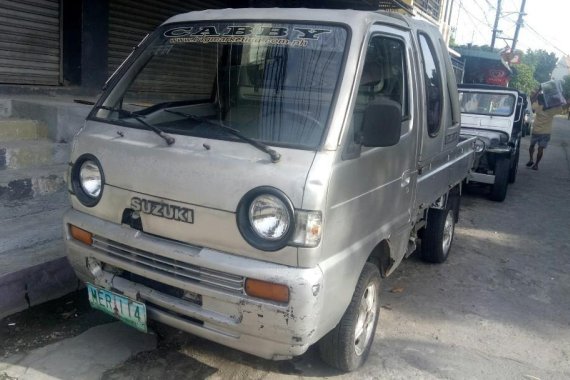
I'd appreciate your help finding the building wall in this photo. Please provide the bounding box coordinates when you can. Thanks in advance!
[0,0,235,91]
[0,0,456,92]
[0,0,62,85]
[551,56,570,81]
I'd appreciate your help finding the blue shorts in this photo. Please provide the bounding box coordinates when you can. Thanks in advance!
[530,134,550,148]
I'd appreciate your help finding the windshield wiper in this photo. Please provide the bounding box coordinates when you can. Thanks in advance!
[95,105,175,146]
[163,109,281,163]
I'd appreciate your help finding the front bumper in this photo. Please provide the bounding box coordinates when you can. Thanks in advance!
[64,209,324,360]
[485,146,512,155]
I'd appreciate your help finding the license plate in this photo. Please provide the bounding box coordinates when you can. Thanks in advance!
[87,283,147,333]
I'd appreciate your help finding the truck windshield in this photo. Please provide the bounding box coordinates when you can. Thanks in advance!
[94,22,348,150]
[459,92,516,117]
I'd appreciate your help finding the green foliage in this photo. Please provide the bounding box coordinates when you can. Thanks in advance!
[454,44,498,52]
[449,35,457,48]
[522,49,558,83]
[509,63,539,95]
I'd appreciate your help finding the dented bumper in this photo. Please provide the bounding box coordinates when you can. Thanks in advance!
[64,209,325,360]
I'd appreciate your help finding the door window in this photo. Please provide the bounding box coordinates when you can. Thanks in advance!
[418,34,443,137]
[344,34,408,158]
[357,35,408,119]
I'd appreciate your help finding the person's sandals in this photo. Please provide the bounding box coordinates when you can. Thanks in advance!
[532,165,538,170]
[526,161,534,167]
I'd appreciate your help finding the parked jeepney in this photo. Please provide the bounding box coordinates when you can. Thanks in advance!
[458,84,525,202]
[64,9,475,371]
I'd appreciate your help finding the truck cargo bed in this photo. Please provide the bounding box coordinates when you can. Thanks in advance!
[415,136,475,210]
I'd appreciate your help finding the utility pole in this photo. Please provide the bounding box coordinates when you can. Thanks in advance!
[511,0,527,51]
[491,0,502,50]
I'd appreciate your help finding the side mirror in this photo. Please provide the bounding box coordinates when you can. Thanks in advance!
[361,99,402,147]
[514,95,523,123]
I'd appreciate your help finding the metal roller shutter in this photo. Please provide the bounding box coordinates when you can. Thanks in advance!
[108,0,226,76]
[0,0,61,85]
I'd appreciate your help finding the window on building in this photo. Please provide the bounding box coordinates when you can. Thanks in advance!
[415,0,442,21]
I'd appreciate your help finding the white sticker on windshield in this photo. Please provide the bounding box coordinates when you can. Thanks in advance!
[164,25,332,47]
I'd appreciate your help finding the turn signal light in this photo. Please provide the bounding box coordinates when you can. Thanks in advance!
[245,278,289,303]
[69,224,93,246]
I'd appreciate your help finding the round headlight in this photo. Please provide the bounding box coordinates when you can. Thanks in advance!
[248,194,291,240]
[236,187,295,252]
[71,154,104,207]
[79,161,102,198]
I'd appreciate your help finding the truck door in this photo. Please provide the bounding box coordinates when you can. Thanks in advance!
[356,26,417,229]
[416,30,461,166]
[325,25,417,267]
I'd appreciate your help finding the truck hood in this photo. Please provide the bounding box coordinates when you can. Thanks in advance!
[71,121,316,212]
[460,127,508,149]
[461,113,513,138]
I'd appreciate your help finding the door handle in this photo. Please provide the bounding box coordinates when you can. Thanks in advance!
[401,170,411,187]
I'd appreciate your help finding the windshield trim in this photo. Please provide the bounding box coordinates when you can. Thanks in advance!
[458,90,517,118]
[88,19,352,151]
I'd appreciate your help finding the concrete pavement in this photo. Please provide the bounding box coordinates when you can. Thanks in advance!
[0,323,156,380]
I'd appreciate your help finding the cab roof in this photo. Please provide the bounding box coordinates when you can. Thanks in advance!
[163,7,436,34]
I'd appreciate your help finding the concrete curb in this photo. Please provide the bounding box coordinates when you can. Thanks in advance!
[9,99,91,143]
[0,256,79,320]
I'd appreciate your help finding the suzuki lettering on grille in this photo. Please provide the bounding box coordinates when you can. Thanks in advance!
[131,197,194,224]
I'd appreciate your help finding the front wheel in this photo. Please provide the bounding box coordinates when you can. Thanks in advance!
[490,157,510,202]
[508,148,519,184]
[318,263,381,372]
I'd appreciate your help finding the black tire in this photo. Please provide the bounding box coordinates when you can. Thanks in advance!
[421,202,456,264]
[508,148,519,184]
[490,157,510,202]
[318,263,381,372]
[450,191,461,223]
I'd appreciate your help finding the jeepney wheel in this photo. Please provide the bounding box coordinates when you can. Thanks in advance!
[490,157,510,202]
[421,202,456,264]
[318,263,381,372]
[508,146,520,184]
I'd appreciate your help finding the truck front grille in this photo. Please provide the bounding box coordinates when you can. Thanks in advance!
[91,236,245,294]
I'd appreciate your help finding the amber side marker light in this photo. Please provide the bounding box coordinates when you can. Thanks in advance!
[245,278,289,303]
[69,224,93,245]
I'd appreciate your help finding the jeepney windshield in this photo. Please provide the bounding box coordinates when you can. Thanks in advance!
[94,22,348,150]
[458,91,516,117]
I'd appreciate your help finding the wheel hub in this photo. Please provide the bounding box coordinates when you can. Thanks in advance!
[354,283,377,356]
[442,211,454,255]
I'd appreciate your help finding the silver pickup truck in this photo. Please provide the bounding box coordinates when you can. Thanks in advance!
[64,8,475,371]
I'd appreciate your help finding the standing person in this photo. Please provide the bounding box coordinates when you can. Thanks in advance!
[527,91,564,170]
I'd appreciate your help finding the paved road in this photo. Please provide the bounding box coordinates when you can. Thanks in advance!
[2,118,570,379]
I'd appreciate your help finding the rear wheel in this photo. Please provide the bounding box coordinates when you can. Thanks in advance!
[318,263,381,372]
[421,202,456,264]
[490,157,510,202]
